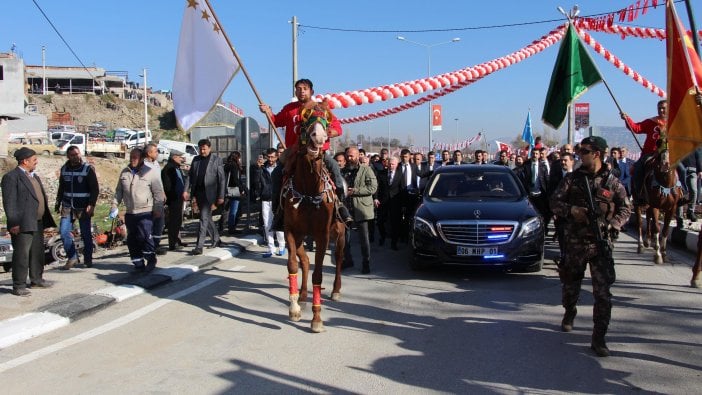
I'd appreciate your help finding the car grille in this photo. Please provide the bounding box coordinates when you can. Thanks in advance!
[437,220,519,245]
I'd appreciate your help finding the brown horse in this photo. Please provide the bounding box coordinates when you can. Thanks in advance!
[633,149,683,264]
[281,103,345,333]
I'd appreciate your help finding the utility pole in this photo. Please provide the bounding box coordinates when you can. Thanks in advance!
[291,16,298,97]
[42,46,47,95]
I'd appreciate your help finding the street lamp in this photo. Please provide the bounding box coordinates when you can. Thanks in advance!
[397,36,460,150]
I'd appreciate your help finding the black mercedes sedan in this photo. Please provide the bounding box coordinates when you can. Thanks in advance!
[410,164,544,272]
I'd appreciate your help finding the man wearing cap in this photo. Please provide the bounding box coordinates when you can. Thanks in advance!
[550,136,631,357]
[113,147,165,273]
[161,149,187,251]
[55,145,99,270]
[1,147,57,296]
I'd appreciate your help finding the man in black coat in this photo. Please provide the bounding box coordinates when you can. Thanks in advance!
[1,148,56,296]
[161,150,187,251]
[519,147,551,222]
[386,157,405,250]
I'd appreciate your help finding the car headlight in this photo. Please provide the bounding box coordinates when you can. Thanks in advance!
[413,216,437,237]
[518,216,542,238]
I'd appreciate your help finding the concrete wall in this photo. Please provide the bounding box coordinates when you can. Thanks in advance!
[0,55,26,115]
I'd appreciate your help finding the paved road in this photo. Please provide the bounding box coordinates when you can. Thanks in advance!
[0,230,699,394]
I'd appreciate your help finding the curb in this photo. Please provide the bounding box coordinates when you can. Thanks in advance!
[0,245,242,350]
[670,227,700,253]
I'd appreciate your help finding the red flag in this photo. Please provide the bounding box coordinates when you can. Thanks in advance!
[431,104,442,131]
[495,140,512,154]
[665,0,702,164]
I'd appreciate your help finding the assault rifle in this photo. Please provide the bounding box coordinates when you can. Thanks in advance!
[582,176,616,284]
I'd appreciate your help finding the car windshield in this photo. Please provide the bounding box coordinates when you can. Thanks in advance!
[427,170,522,200]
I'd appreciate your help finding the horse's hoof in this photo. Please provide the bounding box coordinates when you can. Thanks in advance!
[637,246,644,254]
[654,256,664,265]
[289,309,302,322]
[311,321,325,333]
[643,241,650,248]
[331,292,341,302]
[691,279,701,288]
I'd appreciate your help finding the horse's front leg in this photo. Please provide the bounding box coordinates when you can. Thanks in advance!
[649,211,663,265]
[286,232,303,322]
[310,245,327,333]
[297,238,310,304]
[636,209,646,253]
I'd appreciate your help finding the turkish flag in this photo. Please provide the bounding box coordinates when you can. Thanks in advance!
[431,104,442,131]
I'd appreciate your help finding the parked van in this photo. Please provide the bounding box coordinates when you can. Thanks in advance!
[158,139,199,165]
[50,130,79,144]
[8,137,56,156]
[123,130,152,149]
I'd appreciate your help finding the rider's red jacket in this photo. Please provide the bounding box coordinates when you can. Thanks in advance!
[623,115,665,155]
[270,101,342,151]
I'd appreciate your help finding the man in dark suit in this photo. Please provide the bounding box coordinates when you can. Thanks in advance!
[519,148,550,222]
[451,150,467,165]
[1,148,56,296]
[386,157,404,250]
[399,149,420,243]
[374,159,390,246]
[549,152,575,260]
[184,139,225,255]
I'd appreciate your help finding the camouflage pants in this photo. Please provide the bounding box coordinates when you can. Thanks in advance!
[560,242,614,329]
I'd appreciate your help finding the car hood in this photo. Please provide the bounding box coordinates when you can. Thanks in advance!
[416,197,537,222]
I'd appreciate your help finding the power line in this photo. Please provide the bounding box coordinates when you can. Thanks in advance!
[31,0,96,81]
[297,2,680,34]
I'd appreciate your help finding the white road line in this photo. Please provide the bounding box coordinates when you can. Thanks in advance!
[0,277,220,373]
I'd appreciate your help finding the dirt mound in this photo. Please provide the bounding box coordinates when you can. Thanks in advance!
[28,94,174,132]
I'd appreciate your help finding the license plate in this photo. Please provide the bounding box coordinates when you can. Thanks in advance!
[457,246,498,256]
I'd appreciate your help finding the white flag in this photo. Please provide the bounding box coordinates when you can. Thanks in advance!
[173,0,239,132]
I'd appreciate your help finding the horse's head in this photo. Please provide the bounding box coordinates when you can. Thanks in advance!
[651,148,677,188]
[300,101,331,156]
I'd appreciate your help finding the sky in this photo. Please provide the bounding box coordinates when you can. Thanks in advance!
[3,0,701,151]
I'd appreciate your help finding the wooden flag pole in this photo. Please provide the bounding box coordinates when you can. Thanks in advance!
[558,6,643,150]
[204,0,285,148]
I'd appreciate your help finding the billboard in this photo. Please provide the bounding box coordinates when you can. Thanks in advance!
[574,102,590,130]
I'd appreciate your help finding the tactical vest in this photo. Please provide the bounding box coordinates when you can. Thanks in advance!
[60,163,92,209]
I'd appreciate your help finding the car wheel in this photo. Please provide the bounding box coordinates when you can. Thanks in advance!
[410,250,430,271]
[521,251,544,273]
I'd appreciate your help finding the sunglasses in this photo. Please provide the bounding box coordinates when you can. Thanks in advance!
[578,148,594,155]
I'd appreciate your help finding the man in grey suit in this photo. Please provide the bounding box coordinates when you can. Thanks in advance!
[1,147,57,296]
[184,139,225,255]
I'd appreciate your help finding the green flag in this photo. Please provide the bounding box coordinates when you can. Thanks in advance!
[542,24,602,130]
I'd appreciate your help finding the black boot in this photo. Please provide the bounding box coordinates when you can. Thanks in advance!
[591,326,610,357]
[561,307,577,332]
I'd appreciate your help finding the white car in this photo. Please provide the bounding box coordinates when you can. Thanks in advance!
[157,144,170,163]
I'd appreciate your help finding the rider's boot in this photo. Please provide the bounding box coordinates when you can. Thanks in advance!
[336,189,353,225]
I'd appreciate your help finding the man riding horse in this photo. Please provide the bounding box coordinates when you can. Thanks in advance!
[259,78,352,225]
[621,100,688,205]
